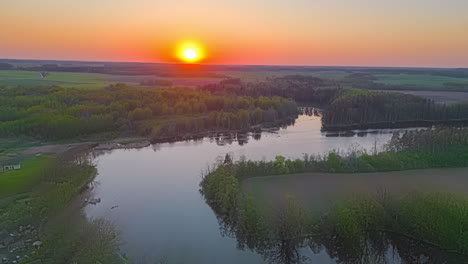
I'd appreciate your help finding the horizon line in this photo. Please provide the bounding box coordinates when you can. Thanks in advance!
[0,57,466,70]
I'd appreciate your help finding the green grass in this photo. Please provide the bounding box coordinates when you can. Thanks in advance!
[0,70,221,89]
[0,155,52,199]
[373,73,468,91]
[0,70,116,89]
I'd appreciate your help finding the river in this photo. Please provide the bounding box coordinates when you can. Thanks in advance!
[84,111,435,263]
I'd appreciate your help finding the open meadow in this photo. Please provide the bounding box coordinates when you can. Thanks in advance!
[0,70,114,89]
[373,73,468,91]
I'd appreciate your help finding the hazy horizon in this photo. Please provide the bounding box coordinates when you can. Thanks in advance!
[1,57,467,70]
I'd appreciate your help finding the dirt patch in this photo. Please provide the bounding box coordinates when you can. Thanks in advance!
[19,137,149,156]
[94,140,150,151]
[19,142,95,156]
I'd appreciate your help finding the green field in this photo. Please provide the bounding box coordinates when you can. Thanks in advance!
[373,73,468,91]
[0,70,116,89]
[0,155,52,199]
[3,69,468,94]
[0,70,221,88]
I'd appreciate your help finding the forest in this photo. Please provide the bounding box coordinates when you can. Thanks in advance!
[200,77,468,131]
[321,89,468,130]
[0,84,298,141]
[2,74,468,142]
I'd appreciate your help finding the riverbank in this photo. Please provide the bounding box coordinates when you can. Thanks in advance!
[0,147,122,263]
[5,115,294,157]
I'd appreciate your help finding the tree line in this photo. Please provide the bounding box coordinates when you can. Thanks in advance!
[321,89,468,130]
[216,127,468,178]
[0,84,298,140]
[201,78,468,131]
[199,75,340,104]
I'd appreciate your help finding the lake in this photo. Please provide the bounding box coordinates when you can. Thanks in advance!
[84,111,446,263]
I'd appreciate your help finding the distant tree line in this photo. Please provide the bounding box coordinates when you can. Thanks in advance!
[0,63,14,70]
[139,78,173,86]
[199,75,340,104]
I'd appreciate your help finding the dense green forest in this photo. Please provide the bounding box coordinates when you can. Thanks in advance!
[201,78,468,131]
[0,84,298,141]
[2,77,468,141]
[321,89,468,130]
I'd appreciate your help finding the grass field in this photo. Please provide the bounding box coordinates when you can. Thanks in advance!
[373,73,468,91]
[0,70,119,89]
[3,69,468,92]
[0,155,52,199]
[242,168,468,208]
[106,74,220,86]
[0,70,221,88]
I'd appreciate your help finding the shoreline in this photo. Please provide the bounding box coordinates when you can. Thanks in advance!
[14,119,294,155]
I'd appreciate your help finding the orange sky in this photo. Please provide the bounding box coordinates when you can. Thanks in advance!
[1,0,468,67]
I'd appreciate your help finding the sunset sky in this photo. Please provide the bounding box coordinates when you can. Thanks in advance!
[1,0,467,67]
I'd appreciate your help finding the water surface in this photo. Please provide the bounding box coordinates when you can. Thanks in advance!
[85,112,437,263]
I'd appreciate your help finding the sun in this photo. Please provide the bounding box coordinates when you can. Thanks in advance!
[176,41,204,63]
[183,48,198,61]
